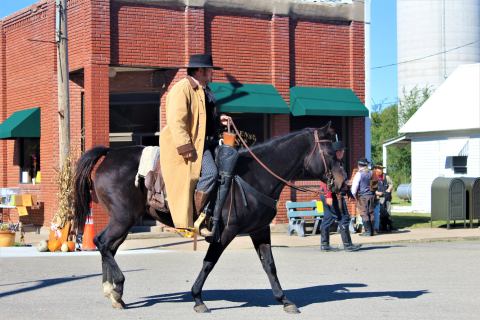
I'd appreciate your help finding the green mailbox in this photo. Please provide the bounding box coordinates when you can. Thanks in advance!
[431,177,466,229]
[459,177,480,228]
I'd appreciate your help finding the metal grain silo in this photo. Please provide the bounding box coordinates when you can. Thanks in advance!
[397,0,480,100]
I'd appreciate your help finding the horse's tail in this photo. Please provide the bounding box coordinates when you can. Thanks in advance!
[74,146,110,229]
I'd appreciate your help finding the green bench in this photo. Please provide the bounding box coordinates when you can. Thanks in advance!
[286,200,324,237]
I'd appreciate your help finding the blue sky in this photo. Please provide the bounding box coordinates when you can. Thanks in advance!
[0,1,38,20]
[1,0,397,108]
[370,0,398,109]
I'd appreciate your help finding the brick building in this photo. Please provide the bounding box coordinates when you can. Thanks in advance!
[0,0,366,233]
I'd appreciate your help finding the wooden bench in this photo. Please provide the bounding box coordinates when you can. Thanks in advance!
[286,200,324,237]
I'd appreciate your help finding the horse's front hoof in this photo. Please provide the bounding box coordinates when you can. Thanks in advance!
[194,303,211,313]
[111,299,126,309]
[284,304,300,314]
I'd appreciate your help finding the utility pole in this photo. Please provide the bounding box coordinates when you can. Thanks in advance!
[56,0,70,168]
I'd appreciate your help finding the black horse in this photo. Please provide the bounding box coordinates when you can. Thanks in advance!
[73,125,345,313]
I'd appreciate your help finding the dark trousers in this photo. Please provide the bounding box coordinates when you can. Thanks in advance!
[320,195,351,245]
[357,194,375,235]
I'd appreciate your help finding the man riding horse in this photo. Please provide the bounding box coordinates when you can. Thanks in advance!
[159,53,231,239]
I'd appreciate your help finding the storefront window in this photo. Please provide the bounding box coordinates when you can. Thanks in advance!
[20,138,40,184]
[230,113,269,145]
[109,93,160,148]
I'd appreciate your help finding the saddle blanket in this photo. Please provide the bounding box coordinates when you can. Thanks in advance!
[135,146,160,187]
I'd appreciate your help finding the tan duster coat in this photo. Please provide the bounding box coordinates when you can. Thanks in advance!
[160,77,206,229]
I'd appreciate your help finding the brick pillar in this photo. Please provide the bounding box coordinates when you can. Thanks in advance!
[84,0,111,232]
[350,21,365,103]
[83,64,109,233]
[271,15,291,224]
[185,6,205,59]
[349,20,366,168]
[0,22,6,187]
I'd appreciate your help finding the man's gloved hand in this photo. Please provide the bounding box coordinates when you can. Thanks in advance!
[181,150,197,162]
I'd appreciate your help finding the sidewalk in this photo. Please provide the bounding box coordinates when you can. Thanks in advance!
[17,226,480,252]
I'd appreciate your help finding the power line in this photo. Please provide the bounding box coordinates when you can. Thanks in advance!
[371,40,479,70]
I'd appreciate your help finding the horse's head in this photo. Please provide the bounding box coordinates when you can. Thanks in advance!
[302,123,346,193]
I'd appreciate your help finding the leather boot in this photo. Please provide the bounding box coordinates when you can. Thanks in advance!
[194,190,210,215]
[359,219,373,236]
[339,226,361,251]
[206,144,239,243]
[193,191,212,237]
[320,229,339,252]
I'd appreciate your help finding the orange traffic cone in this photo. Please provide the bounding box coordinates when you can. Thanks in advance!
[82,204,97,251]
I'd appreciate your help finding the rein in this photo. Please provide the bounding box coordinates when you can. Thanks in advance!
[229,120,332,196]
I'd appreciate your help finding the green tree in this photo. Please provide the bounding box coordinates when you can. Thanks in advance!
[371,86,431,187]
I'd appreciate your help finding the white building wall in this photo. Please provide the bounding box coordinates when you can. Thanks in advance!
[410,132,480,213]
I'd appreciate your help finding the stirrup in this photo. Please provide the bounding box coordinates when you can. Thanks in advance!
[194,212,207,235]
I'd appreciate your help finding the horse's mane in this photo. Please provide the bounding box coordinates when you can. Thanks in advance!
[238,127,325,157]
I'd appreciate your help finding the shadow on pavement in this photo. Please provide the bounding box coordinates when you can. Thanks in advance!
[356,245,406,251]
[126,283,429,310]
[0,269,143,299]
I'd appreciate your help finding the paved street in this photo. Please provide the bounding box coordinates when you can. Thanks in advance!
[1,240,479,320]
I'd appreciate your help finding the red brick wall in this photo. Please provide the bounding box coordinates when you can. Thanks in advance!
[111,2,185,67]
[0,21,7,187]
[1,2,365,230]
[1,1,55,226]
[207,12,272,84]
[68,0,88,71]
[293,20,352,88]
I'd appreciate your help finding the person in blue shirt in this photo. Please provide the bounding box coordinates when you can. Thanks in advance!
[350,158,376,236]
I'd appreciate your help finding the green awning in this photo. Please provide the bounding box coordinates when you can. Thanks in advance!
[209,82,289,114]
[290,87,369,117]
[0,107,40,139]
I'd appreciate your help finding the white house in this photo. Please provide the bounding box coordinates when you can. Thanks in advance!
[393,63,480,213]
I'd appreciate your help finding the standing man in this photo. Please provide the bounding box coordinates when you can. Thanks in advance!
[320,141,361,252]
[159,54,230,236]
[373,163,394,232]
[350,158,376,236]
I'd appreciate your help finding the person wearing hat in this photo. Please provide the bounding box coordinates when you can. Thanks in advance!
[320,141,361,252]
[350,158,376,236]
[159,54,230,238]
[372,163,394,232]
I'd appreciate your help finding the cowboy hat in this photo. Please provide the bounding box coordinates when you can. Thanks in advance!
[186,54,222,70]
[357,158,370,166]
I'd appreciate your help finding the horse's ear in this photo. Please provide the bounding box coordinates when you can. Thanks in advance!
[318,121,332,136]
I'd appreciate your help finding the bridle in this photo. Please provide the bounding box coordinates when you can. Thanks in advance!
[229,121,335,196]
[304,130,336,192]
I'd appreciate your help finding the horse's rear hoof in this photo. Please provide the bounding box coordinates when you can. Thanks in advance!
[284,304,300,314]
[194,303,211,313]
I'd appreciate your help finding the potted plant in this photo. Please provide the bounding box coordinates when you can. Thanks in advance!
[0,222,18,247]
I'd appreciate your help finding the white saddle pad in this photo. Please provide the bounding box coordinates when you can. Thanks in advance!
[135,146,160,187]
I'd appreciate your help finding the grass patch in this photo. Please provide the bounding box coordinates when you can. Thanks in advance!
[392,212,439,229]
[391,212,478,229]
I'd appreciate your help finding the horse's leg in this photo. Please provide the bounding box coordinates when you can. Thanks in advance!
[250,226,300,314]
[191,228,237,313]
[94,218,133,309]
[95,228,114,298]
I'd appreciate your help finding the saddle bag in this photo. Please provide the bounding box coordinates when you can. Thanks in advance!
[144,163,169,213]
